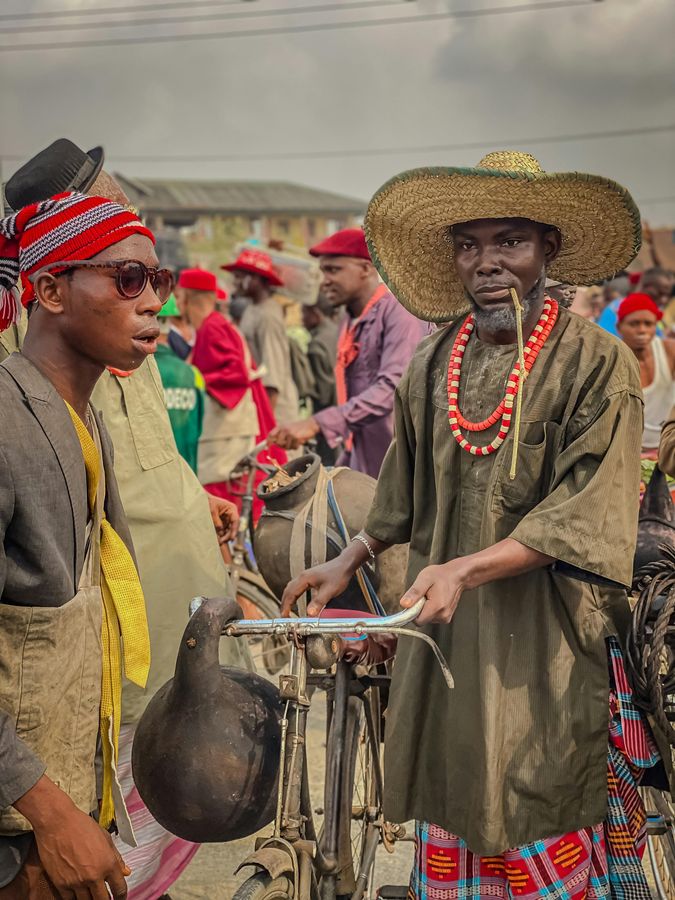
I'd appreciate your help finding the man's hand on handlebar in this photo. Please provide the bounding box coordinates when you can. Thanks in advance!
[269,418,321,451]
[401,540,553,625]
[400,561,469,625]
[281,557,354,616]
[280,531,391,616]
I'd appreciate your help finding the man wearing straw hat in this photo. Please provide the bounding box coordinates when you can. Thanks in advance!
[282,152,665,898]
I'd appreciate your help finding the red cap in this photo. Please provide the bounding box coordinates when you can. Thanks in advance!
[221,249,283,287]
[617,293,663,324]
[178,268,218,292]
[216,287,228,301]
[628,271,642,286]
[309,228,371,261]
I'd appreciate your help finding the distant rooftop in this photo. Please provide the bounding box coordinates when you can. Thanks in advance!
[115,174,365,223]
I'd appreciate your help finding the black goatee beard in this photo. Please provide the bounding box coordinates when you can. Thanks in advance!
[467,273,547,333]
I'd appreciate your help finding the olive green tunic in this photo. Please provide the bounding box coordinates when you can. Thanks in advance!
[365,307,643,855]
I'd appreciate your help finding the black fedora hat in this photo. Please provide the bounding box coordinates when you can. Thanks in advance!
[4,139,104,211]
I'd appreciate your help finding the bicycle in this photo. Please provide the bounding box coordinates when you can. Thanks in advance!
[643,788,675,899]
[224,440,293,674]
[188,597,452,900]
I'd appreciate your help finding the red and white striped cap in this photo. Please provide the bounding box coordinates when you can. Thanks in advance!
[0,191,154,331]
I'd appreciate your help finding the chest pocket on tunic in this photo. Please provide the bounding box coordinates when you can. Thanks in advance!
[491,420,559,517]
[120,363,178,471]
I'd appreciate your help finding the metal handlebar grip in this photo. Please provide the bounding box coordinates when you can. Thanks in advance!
[187,596,454,691]
[222,597,426,637]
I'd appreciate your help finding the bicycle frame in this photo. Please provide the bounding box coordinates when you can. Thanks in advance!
[248,634,383,900]
[228,439,273,587]
[191,596,450,900]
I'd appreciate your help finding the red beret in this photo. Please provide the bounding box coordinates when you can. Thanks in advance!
[309,228,371,261]
[178,268,217,292]
[617,293,663,324]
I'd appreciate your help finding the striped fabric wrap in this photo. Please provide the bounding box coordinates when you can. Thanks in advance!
[114,725,199,900]
[408,637,661,900]
[0,191,154,331]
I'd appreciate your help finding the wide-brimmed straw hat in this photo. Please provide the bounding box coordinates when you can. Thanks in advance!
[364,150,642,322]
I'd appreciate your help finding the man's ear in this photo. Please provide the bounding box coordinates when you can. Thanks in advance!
[32,273,66,316]
[543,227,562,266]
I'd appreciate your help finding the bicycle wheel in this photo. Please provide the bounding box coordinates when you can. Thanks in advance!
[232,872,294,900]
[644,788,675,899]
[323,686,382,900]
[235,578,291,675]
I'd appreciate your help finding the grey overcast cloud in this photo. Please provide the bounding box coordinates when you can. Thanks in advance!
[1,0,674,223]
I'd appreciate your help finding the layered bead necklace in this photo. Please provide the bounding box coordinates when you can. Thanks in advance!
[447,298,558,457]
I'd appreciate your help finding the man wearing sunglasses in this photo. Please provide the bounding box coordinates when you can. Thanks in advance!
[0,191,164,898]
[2,144,251,898]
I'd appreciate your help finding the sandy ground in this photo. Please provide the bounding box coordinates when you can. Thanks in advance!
[171,681,414,899]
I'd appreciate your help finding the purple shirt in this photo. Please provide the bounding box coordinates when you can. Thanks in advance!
[314,291,429,478]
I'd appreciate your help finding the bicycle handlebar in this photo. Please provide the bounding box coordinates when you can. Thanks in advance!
[188,596,426,637]
[188,595,454,689]
[229,439,277,479]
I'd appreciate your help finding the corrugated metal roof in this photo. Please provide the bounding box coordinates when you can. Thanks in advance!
[115,174,365,216]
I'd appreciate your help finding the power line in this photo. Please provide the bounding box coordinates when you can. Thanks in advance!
[1,0,405,35]
[0,0,245,21]
[104,123,675,162]
[0,0,598,52]
[4,124,672,167]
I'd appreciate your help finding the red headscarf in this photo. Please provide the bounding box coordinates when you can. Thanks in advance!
[0,191,154,331]
[617,293,663,324]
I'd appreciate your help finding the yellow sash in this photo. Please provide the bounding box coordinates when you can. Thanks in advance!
[66,403,150,828]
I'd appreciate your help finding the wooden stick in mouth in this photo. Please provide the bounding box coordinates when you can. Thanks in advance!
[509,287,527,480]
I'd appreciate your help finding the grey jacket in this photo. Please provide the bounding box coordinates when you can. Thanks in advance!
[0,352,133,807]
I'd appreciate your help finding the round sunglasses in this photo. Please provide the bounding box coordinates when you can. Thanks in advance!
[30,259,174,304]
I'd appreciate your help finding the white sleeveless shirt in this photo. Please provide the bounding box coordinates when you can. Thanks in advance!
[643,337,675,449]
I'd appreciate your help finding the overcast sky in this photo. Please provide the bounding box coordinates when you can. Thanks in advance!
[1,0,674,224]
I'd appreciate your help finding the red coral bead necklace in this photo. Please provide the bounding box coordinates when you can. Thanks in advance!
[447,298,559,456]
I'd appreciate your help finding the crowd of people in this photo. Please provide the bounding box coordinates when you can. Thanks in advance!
[0,136,674,900]
[561,262,675,453]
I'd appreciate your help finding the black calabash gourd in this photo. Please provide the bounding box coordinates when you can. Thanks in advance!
[254,452,408,613]
[132,597,281,843]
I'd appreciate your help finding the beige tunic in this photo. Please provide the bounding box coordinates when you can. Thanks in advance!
[240,298,299,426]
[197,331,259,485]
[365,308,644,854]
[91,362,251,723]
